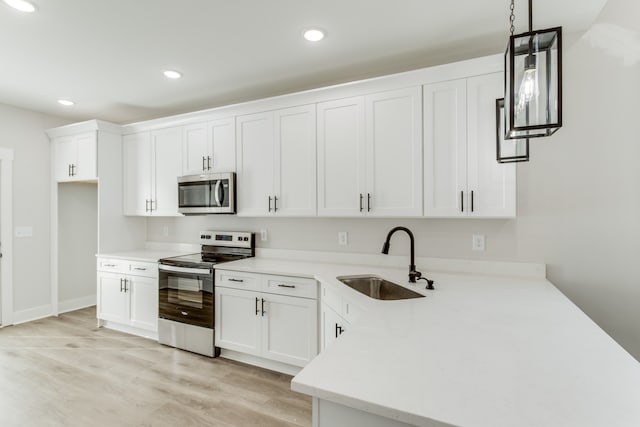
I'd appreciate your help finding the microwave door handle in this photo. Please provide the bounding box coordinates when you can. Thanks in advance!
[214,180,223,207]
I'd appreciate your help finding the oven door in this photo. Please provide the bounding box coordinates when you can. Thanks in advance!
[158,264,214,329]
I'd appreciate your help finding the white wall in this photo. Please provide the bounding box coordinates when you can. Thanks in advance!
[58,183,97,310]
[146,0,640,360]
[0,103,69,320]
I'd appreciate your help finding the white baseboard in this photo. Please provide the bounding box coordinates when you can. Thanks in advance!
[12,304,54,325]
[58,295,96,314]
[220,349,302,376]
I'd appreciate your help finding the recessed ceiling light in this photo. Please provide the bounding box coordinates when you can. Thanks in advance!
[163,70,182,79]
[303,29,325,42]
[57,99,75,107]
[3,0,36,13]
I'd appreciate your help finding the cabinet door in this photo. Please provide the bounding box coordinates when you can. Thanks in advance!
[215,287,261,356]
[321,303,346,353]
[123,132,152,215]
[128,275,158,332]
[151,127,182,216]
[261,294,318,367]
[54,136,76,182]
[274,105,316,216]
[97,272,128,323]
[365,87,423,216]
[423,79,468,217]
[317,97,366,217]
[209,118,236,172]
[74,131,97,180]
[236,112,274,216]
[182,123,208,175]
[467,73,516,217]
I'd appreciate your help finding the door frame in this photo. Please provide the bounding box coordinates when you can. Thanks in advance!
[0,147,14,327]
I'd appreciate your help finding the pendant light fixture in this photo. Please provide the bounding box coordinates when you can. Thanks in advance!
[496,98,529,163]
[504,0,562,139]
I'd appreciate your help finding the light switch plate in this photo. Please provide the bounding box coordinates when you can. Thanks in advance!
[472,234,485,251]
[260,229,268,241]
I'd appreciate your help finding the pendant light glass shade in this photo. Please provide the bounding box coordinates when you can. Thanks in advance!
[496,98,529,163]
[505,26,562,139]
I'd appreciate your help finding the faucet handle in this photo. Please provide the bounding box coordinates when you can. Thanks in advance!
[417,276,435,290]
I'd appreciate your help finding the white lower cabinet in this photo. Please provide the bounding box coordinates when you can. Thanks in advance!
[320,281,363,352]
[215,270,318,367]
[97,258,158,336]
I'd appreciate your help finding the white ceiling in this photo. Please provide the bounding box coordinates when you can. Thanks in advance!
[0,0,607,124]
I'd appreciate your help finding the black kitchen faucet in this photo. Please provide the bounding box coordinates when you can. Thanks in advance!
[381,226,435,290]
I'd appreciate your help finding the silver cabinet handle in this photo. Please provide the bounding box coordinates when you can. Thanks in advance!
[277,284,296,289]
[68,164,72,177]
[123,278,128,292]
[460,191,464,212]
[471,190,474,212]
[228,278,244,283]
[268,196,272,212]
[145,199,149,212]
[133,267,146,271]
[261,298,266,316]
[367,193,371,212]
[150,200,156,212]
[104,263,117,267]
[359,193,363,212]
[273,196,278,213]
[207,156,212,170]
[255,297,259,315]
[202,156,206,171]
[214,180,222,207]
[119,278,124,292]
[71,164,76,176]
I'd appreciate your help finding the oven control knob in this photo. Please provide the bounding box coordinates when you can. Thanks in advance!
[206,235,211,239]
[200,235,206,239]
[243,237,249,241]
[237,237,242,241]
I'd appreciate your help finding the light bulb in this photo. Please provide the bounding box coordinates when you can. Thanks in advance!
[516,56,539,112]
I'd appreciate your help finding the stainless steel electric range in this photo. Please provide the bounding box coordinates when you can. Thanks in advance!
[158,230,255,357]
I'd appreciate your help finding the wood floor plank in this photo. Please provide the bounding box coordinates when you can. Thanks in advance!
[0,307,311,427]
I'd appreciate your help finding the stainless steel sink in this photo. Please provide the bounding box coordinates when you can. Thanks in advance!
[336,275,425,300]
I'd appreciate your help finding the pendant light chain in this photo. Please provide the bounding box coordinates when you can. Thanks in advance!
[509,0,515,36]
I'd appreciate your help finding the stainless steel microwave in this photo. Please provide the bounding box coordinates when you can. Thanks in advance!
[178,172,236,214]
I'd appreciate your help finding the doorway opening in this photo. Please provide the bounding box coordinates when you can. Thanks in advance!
[0,147,14,327]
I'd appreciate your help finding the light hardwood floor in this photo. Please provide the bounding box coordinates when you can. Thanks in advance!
[0,307,311,427]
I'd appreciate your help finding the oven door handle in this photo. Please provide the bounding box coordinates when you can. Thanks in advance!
[159,264,212,275]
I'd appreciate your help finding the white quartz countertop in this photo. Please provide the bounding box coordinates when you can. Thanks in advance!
[97,249,195,263]
[215,257,640,427]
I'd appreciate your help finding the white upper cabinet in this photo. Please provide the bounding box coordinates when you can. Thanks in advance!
[53,131,97,182]
[467,74,516,217]
[123,127,182,216]
[236,104,316,217]
[318,87,423,217]
[365,87,423,216]
[424,73,516,218]
[182,118,236,175]
[317,97,366,217]
[423,80,468,217]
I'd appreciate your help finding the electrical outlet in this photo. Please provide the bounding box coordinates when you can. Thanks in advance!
[260,229,268,241]
[162,226,169,237]
[15,226,33,238]
[338,231,348,246]
[472,234,485,251]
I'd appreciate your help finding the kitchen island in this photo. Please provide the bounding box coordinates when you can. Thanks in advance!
[216,254,640,427]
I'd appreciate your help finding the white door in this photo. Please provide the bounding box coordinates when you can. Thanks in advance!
[236,112,274,216]
[74,131,97,180]
[423,79,468,217]
[215,287,261,356]
[274,105,317,216]
[54,136,76,182]
[128,275,158,332]
[317,97,366,217]
[209,118,236,172]
[151,127,182,216]
[97,272,128,323]
[467,73,516,218]
[182,123,208,175]
[365,87,423,216]
[123,133,152,215]
[261,293,318,367]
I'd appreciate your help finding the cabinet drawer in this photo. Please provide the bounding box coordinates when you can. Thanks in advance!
[216,270,262,292]
[129,261,158,278]
[264,275,317,299]
[97,258,128,274]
